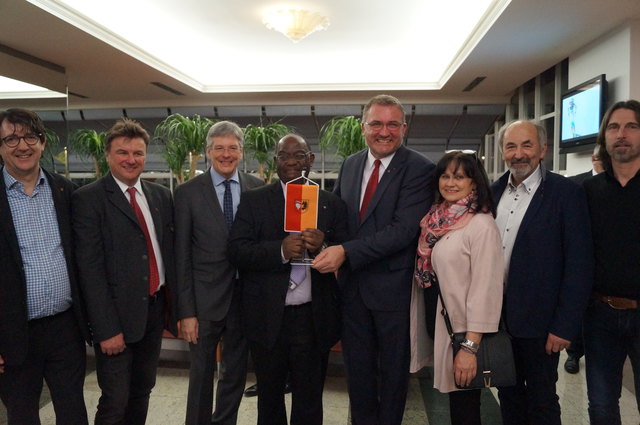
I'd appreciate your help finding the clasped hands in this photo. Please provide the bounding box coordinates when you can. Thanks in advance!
[282,228,324,260]
[282,229,346,275]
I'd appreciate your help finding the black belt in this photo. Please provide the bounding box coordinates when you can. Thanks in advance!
[29,307,71,324]
[148,289,163,304]
[285,302,311,310]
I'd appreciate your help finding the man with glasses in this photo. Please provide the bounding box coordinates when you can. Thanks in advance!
[492,120,593,425]
[229,134,348,425]
[0,108,90,424]
[314,95,435,425]
[174,121,263,425]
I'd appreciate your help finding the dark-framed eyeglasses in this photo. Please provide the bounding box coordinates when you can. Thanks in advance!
[364,121,405,132]
[276,152,311,162]
[1,133,42,148]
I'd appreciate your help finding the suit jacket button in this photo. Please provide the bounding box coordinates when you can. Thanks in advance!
[142,254,148,260]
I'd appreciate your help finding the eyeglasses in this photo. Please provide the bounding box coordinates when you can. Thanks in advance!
[276,152,311,162]
[1,133,42,148]
[364,121,404,132]
[211,145,241,154]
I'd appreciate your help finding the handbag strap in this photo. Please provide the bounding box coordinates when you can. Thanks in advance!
[434,276,457,344]
[436,274,508,342]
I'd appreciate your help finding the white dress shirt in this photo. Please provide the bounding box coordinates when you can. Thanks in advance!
[113,176,166,288]
[495,165,543,284]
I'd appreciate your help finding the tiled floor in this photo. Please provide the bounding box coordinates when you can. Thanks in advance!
[2,351,639,424]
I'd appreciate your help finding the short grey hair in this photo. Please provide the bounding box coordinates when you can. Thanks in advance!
[362,94,406,123]
[206,120,244,149]
[496,120,547,152]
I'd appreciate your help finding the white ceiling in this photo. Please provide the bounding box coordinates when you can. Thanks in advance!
[1,0,639,110]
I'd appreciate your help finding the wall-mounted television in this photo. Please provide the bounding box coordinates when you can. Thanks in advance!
[560,74,607,151]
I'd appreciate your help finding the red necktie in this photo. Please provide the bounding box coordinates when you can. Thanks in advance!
[127,187,160,295]
[360,159,381,221]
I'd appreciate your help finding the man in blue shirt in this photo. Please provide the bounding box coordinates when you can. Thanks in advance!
[174,121,263,425]
[0,108,90,425]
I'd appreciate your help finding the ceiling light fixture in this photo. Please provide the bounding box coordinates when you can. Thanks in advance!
[263,9,329,42]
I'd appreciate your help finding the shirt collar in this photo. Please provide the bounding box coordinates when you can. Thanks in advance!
[508,163,543,193]
[366,150,395,171]
[3,167,46,191]
[112,175,142,194]
[210,168,239,187]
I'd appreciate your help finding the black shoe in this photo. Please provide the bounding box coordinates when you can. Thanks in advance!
[244,383,258,397]
[564,356,580,374]
[284,381,291,394]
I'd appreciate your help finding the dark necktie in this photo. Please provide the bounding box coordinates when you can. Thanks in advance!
[127,187,160,295]
[360,159,381,221]
[223,180,234,230]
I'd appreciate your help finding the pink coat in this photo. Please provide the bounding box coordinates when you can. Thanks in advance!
[410,212,504,393]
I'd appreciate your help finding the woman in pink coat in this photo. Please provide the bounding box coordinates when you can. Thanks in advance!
[410,151,504,425]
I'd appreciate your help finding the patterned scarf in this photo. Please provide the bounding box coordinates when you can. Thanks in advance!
[414,192,477,288]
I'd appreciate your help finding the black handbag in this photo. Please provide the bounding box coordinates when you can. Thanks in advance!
[438,290,516,389]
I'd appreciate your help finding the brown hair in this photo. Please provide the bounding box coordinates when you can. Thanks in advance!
[105,118,150,152]
[596,100,640,171]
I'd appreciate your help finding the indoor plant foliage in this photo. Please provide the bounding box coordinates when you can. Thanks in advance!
[243,121,293,182]
[155,113,216,184]
[68,128,109,177]
[319,115,366,160]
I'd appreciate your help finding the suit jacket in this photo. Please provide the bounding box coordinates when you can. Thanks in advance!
[569,170,594,185]
[174,170,263,322]
[72,173,177,344]
[492,168,594,340]
[334,146,435,311]
[228,182,349,351]
[0,168,90,365]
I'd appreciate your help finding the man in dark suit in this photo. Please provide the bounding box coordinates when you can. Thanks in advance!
[175,121,263,425]
[564,144,603,374]
[569,144,604,185]
[228,134,348,425]
[72,118,177,425]
[313,94,435,425]
[492,120,593,425]
[0,108,90,425]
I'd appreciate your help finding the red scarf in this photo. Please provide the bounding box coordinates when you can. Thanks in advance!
[414,192,477,288]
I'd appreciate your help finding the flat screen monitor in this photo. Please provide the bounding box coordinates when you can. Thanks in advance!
[560,74,607,150]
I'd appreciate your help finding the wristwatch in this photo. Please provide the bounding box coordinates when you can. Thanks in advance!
[460,339,479,354]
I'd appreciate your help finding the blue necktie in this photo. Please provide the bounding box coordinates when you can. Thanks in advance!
[223,180,233,230]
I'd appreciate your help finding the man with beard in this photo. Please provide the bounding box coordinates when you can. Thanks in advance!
[491,120,593,425]
[583,100,640,425]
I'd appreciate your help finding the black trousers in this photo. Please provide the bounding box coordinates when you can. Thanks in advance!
[497,337,561,425]
[250,303,326,425]
[0,308,88,425]
[93,294,164,425]
[449,389,481,425]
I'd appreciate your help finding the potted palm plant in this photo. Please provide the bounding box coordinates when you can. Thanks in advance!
[155,113,216,184]
[243,121,293,182]
[68,128,108,177]
[318,115,366,161]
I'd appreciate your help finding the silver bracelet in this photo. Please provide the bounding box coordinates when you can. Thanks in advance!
[459,345,477,355]
[460,339,479,354]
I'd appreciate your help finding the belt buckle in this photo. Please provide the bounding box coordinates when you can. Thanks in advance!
[606,296,626,310]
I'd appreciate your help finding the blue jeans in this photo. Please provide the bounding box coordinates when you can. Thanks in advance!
[584,299,640,425]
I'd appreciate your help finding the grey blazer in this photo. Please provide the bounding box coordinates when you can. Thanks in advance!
[174,170,264,322]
